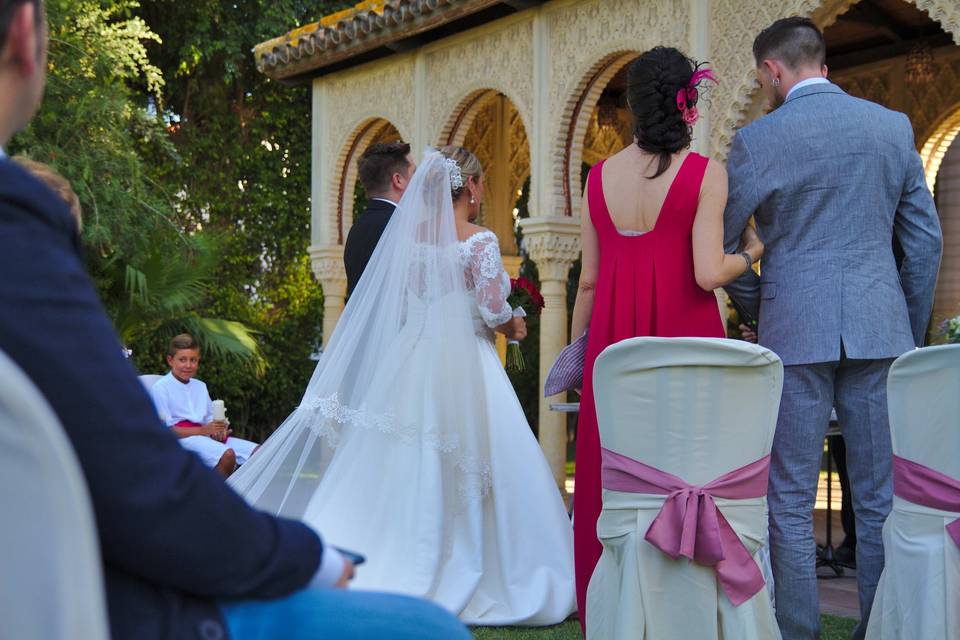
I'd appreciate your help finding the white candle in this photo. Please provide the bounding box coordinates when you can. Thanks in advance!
[211,400,226,422]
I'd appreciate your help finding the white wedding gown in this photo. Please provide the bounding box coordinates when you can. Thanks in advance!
[228,153,575,626]
[300,231,575,625]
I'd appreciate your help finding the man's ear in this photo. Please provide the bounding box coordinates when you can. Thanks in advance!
[760,59,779,79]
[4,3,40,76]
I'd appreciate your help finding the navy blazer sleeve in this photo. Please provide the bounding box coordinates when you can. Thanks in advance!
[0,162,321,600]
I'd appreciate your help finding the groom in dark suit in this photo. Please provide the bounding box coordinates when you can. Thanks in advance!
[0,3,468,639]
[344,140,415,295]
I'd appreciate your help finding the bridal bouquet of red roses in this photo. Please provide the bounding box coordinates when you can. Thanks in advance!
[505,277,545,373]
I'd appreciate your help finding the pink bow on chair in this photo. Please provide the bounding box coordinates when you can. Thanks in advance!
[601,447,770,606]
[893,455,960,547]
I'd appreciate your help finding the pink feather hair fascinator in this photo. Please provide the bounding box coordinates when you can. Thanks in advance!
[676,67,718,126]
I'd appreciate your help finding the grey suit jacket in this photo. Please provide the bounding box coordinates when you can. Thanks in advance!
[723,82,942,366]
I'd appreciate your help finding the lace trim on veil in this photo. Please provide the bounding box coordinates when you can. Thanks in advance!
[306,392,492,500]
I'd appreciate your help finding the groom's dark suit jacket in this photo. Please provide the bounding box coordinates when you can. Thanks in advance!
[0,158,323,640]
[344,198,396,295]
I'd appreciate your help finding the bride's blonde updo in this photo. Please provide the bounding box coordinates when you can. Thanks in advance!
[438,145,482,200]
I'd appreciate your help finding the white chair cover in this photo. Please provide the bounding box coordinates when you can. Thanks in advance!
[866,344,960,640]
[586,337,783,640]
[139,373,163,391]
[0,350,109,640]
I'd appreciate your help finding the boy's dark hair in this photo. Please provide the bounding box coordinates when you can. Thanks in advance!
[167,333,200,357]
[753,17,826,69]
[357,141,411,195]
[0,0,40,52]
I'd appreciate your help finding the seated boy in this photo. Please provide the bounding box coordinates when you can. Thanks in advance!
[150,334,258,477]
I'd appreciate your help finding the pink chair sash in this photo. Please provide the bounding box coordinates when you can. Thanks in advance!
[600,447,770,606]
[893,455,960,547]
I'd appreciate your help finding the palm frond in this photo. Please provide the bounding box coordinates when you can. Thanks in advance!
[124,263,149,304]
[180,316,266,375]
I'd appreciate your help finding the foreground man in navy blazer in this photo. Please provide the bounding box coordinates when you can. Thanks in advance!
[0,2,470,638]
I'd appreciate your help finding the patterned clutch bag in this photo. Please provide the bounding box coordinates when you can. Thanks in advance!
[544,332,588,397]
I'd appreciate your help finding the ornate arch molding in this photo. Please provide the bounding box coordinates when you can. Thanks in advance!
[709,0,960,159]
[438,89,500,147]
[921,105,960,193]
[439,88,531,197]
[554,50,639,218]
[331,117,401,245]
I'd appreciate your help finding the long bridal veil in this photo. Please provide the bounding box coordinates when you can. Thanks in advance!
[228,150,494,515]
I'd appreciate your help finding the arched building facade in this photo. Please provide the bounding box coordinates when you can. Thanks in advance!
[257,0,960,488]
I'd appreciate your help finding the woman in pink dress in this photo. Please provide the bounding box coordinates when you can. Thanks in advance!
[568,46,765,626]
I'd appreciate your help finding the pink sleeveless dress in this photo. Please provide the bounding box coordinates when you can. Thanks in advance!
[574,152,726,624]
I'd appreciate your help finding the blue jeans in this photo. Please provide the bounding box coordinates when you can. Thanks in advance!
[221,588,471,640]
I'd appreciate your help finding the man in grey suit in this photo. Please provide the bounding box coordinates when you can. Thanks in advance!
[723,17,942,640]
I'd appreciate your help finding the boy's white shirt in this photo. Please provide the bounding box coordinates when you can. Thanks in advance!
[149,372,213,426]
[147,370,346,586]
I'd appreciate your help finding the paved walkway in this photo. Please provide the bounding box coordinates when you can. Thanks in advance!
[815,476,860,620]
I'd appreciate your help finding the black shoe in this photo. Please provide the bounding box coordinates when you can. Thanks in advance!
[835,543,856,569]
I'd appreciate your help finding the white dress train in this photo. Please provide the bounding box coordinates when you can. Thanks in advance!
[229,153,575,625]
[298,230,576,625]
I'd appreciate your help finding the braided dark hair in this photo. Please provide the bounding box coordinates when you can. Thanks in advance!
[627,47,708,179]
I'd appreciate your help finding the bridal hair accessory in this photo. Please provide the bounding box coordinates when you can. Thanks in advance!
[444,157,464,190]
[676,66,718,126]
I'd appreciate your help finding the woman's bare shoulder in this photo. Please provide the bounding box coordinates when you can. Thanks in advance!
[701,156,728,188]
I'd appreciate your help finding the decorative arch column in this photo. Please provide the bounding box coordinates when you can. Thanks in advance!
[519,215,581,490]
[309,245,348,346]
[442,89,530,262]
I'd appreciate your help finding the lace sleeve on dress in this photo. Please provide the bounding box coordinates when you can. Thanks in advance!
[467,232,513,329]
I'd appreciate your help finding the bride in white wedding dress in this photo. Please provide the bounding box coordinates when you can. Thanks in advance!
[228,146,576,625]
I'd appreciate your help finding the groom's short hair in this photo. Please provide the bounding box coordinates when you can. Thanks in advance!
[753,17,826,69]
[358,140,412,196]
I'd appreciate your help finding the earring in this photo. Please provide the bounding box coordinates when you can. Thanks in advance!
[773,77,781,87]
[470,197,476,205]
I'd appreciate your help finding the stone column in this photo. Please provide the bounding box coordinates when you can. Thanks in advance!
[689,0,711,156]
[519,216,581,492]
[309,245,347,346]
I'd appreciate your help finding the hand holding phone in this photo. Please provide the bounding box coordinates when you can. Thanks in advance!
[334,546,366,567]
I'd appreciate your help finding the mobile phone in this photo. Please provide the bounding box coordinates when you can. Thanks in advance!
[334,546,366,566]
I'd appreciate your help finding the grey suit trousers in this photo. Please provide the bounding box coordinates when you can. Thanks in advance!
[769,356,893,640]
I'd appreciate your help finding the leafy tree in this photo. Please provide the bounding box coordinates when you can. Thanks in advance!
[129,0,352,440]
[11,0,261,366]
[12,0,169,262]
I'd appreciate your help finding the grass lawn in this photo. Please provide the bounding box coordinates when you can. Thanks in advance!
[473,615,857,639]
